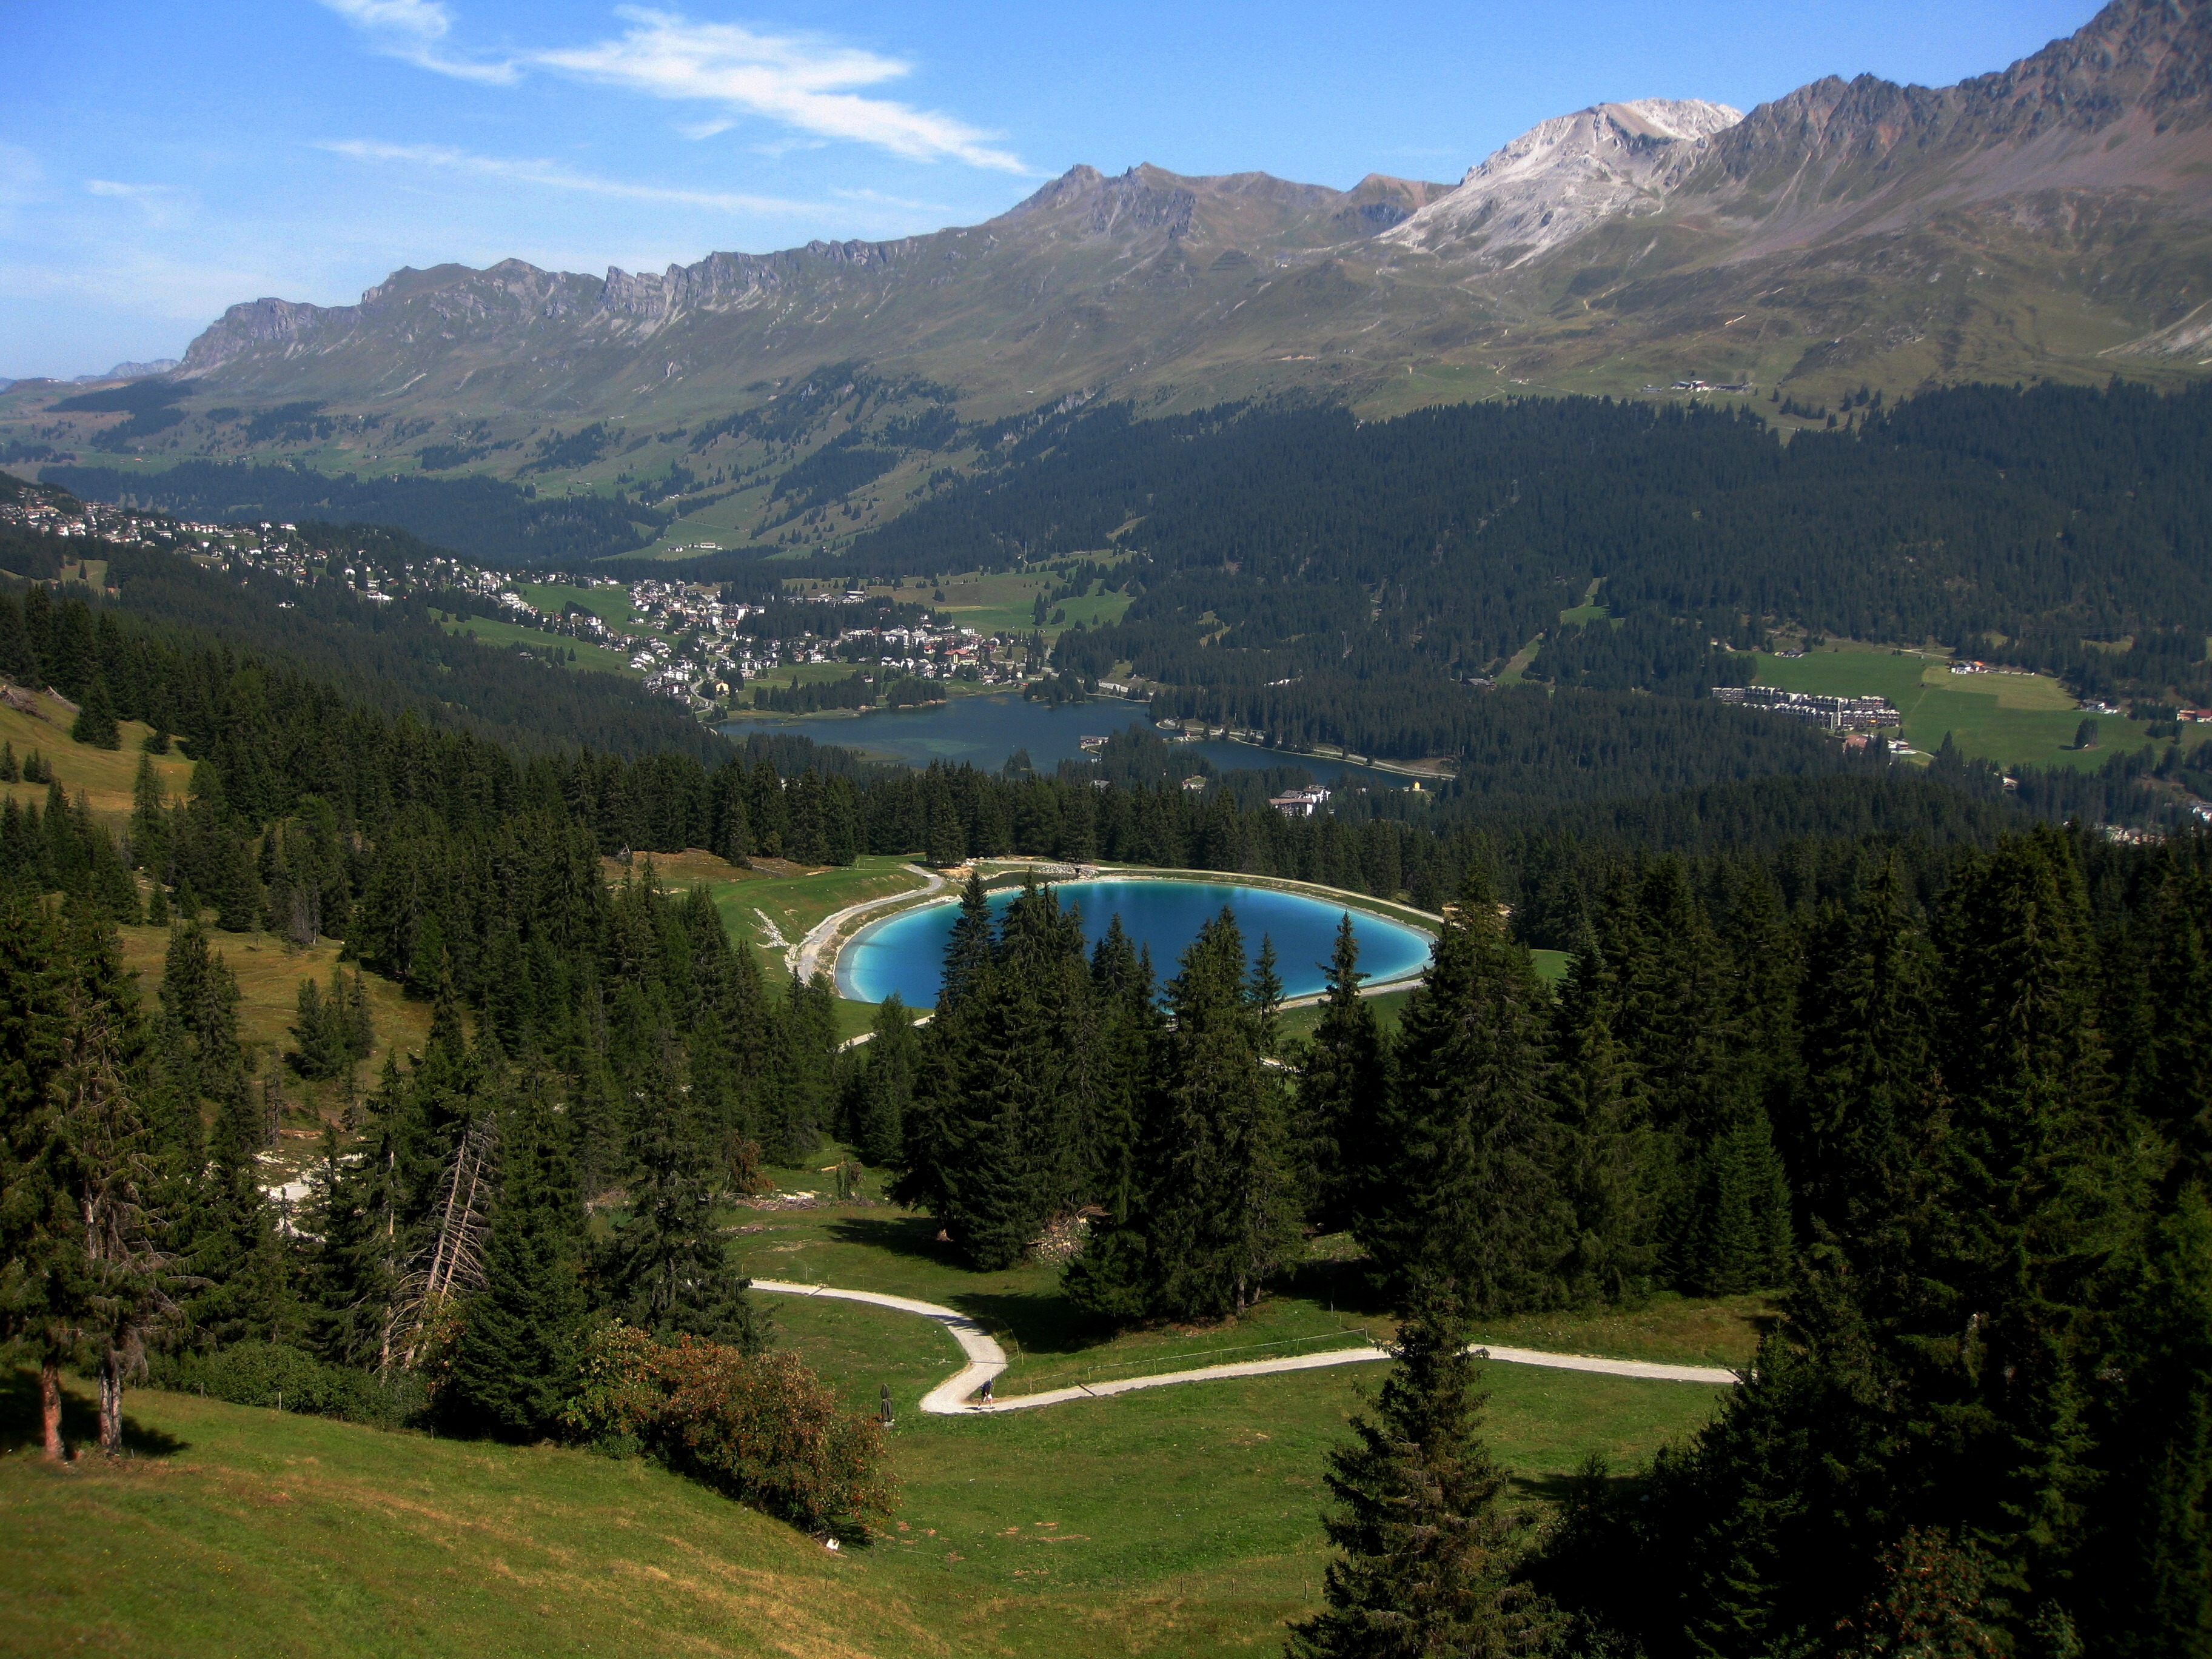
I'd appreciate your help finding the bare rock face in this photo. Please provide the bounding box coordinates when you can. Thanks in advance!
[153,0,2212,427]
[1381,99,1742,267]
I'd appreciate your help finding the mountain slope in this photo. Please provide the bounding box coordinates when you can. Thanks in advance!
[7,0,2211,558]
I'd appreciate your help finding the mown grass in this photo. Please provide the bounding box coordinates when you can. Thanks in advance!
[731,1200,1769,1390]
[1754,644,2211,771]
[432,609,638,675]
[705,854,933,979]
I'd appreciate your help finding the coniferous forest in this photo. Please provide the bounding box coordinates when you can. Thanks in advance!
[4,378,2212,1659]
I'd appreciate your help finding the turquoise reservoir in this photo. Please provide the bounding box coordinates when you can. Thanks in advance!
[835,878,1435,1008]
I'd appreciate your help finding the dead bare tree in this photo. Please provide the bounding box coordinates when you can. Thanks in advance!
[387,1119,498,1370]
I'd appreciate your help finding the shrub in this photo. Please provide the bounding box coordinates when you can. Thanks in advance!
[563,1324,892,1536]
[155,1341,427,1430]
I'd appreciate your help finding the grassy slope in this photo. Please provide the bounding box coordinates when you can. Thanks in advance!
[0,1375,948,1659]
[112,923,432,1087]
[1753,644,2212,771]
[734,1201,1768,1387]
[0,689,194,822]
[2,1327,1725,1658]
[432,610,638,676]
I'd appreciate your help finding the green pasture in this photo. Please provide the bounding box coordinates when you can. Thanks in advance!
[733,1201,1767,1391]
[432,609,638,675]
[0,1372,942,1659]
[512,581,651,634]
[1752,645,2202,770]
[705,854,934,979]
[3,1166,1749,1658]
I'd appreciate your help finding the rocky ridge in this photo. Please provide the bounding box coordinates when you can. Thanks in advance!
[19,0,2212,522]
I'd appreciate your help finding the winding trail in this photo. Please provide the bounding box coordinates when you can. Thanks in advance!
[750,1279,1739,1416]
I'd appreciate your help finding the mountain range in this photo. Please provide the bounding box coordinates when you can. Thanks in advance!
[10,0,2212,556]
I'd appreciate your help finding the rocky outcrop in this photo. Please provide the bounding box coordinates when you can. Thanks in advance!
[158,0,2212,419]
[1382,99,1741,267]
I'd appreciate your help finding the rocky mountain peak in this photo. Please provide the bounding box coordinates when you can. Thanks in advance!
[1380,97,1741,267]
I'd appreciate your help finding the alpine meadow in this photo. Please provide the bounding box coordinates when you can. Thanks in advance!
[7,2,2212,1657]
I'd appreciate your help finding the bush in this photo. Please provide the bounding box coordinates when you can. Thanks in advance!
[154,1341,427,1430]
[563,1324,893,1535]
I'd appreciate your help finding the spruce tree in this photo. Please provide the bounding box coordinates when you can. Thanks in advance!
[1550,946,1659,1305]
[2077,1187,2212,1658]
[1070,909,1298,1322]
[0,895,81,1457]
[70,674,121,750]
[1294,914,1386,1235]
[1087,917,1158,1223]
[1363,871,1567,1318]
[1288,1293,1555,1658]
[595,1039,759,1348]
[446,1080,586,1439]
[854,995,919,1167]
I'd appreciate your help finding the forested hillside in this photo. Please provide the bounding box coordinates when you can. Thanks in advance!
[41,460,669,565]
[853,381,2212,743]
[0,514,719,762]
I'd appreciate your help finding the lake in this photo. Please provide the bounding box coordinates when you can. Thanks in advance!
[834,876,1436,1008]
[717,692,1415,788]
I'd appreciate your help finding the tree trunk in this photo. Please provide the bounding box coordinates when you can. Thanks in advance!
[40,1358,65,1462]
[99,1353,124,1455]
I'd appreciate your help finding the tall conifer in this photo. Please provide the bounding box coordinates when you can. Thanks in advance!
[1364,871,1566,1317]
[1289,1293,1555,1658]
[446,1079,586,1438]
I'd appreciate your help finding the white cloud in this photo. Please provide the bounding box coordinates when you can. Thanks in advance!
[84,179,196,229]
[533,10,1027,172]
[318,139,820,214]
[318,1,1026,172]
[317,0,517,84]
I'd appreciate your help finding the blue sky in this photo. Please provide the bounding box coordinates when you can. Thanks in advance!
[5,0,2095,378]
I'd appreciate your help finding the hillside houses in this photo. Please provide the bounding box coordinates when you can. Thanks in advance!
[1711,685,1900,731]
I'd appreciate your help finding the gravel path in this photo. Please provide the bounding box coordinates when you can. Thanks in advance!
[749,1279,1739,1415]
[789,863,947,981]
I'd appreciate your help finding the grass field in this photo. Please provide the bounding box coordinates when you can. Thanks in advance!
[1,1322,1727,1659]
[0,1375,943,1659]
[732,1198,1769,1389]
[1,688,193,822]
[1753,644,2210,771]
[112,923,432,1086]
[432,610,638,676]
[0,1119,1746,1657]
[701,854,933,979]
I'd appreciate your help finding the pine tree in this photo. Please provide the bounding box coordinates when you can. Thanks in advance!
[1364,871,1567,1318]
[1550,947,1659,1305]
[445,1079,586,1439]
[70,673,121,750]
[127,751,167,874]
[853,995,919,1167]
[2077,1188,2212,1658]
[1288,1293,1555,1658]
[1789,858,1941,1308]
[595,1038,759,1348]
[0,895,81,1458]
[1070,909,1298,1322]
[1680,1111,1793,1296]
[1294,914,1386,1235]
